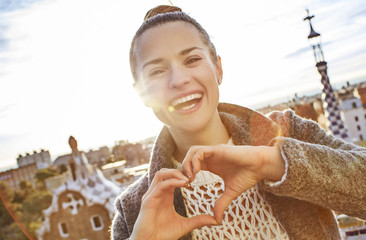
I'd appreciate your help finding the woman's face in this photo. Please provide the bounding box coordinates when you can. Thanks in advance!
[134,21,222,134]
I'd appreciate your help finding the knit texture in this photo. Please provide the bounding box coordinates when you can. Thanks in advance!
[173,139,288,240]
[181,171,288,239]
[111,103,366,240]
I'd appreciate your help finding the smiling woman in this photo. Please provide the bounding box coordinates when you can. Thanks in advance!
[110,5,366,240]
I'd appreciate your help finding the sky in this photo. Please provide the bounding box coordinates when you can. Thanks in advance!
[0,0,366,170]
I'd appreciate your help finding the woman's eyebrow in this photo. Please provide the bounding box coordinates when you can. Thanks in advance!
[142,47,203,70]
[180,47,203,56]
[142,58,163,70]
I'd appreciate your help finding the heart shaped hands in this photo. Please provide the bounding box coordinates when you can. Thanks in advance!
[181,144,285,223]
[130,144,284,240]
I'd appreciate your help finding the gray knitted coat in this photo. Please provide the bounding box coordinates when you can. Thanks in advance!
[111,103,366,240]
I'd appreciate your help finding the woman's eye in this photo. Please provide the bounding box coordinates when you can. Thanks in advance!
[186,57,201,65]
[149,69,164,76]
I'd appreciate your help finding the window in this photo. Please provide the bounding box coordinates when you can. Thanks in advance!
[90,215,104,231]
[58,222,69,237]
[346,230,359,236]
[360,135,364,141]
[355,116,359,122]
[357,125,361,131]
[352,102,357,108]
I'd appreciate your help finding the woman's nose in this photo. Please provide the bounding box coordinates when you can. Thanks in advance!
[168,66,190,88]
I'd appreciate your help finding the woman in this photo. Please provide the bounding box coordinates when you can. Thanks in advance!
[111,5,366,240]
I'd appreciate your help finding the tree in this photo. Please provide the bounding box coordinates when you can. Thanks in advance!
[23,190,52,216]
[13,180,34,203]
[0,181,28,240]
[1,180,53,240]
[0,181,14,226]
[34,168,60,189]
[59,164,68,173]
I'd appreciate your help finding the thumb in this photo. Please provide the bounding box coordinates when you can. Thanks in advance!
[213,192,236,223]
[181,214,217,233]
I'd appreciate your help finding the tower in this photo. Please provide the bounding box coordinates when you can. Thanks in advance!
[304,10,348,140]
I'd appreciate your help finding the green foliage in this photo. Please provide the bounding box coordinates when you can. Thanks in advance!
[0,194,14,227]
[23,190,52,216]
[0,180,53,239]
[35,168,60,183]
[13,180,34,203]
[358,140,366,147]
[0,181,28,239]
[0,223,28,240]
[59,164,68,173]
[19,180,33,191]
[12,190,26,204]
[34,168,61,189]
[0,181,14,203]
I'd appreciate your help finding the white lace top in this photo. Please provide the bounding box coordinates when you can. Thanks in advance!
[173,140,289,240]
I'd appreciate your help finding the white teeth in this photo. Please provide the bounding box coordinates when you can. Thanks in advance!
[172,93,202,107]
[182,104,196,110]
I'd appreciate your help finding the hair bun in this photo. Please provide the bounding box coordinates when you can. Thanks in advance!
[144,5,182,21]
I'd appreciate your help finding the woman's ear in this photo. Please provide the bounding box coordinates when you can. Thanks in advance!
[216,55,223,85]
[133,81,151,108]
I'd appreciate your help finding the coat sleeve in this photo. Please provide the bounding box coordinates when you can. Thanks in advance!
[262,109,366,220]
[111,197,130,240]
[110,173,149,240]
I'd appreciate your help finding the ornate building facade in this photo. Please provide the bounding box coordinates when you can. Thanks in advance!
[38,136,120,240]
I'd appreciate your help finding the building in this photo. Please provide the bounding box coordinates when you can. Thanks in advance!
[0,163,38,190]
[38,136,120,240]
[256,81,366,145]
[52,154,71,168]
[337,214,366,239]
[17,149,52,169]
[112,141,151,167]
[53,147,111,169]
[85,146,111,166]
[0,149,52,190]
[338,83,366,142]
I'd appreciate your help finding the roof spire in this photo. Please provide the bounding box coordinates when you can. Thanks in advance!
[304,9,320,39]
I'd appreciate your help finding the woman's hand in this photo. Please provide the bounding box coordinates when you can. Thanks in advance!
[181,144,285,223]
[130,168,217,240]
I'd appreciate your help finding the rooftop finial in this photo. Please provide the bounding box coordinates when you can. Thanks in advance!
[303,9,320,39]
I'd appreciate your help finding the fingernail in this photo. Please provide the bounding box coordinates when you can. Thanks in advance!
[184,172,191,180]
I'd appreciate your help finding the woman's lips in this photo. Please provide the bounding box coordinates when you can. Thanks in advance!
[169,92,203,112]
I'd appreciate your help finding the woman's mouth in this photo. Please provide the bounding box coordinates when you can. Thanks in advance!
[170,93,203,111]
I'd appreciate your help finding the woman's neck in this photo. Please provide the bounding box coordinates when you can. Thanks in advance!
[170,112,230,162]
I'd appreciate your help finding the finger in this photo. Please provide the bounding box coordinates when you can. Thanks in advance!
[145,169,189,198]
[213,191,237,223]
[146,178,188,200]
[181,214,218,234]
[182,146,200,181]
[191,147,215,174]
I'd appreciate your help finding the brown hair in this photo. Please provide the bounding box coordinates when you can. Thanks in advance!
[130,5,218,82]
[144,5,182,21]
